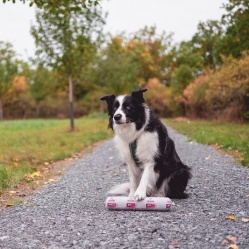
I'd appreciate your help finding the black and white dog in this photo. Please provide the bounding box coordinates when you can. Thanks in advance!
[100,88,191,200]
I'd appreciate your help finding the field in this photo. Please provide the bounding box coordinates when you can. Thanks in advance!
[164,119,249,166]
[0,117,112,194]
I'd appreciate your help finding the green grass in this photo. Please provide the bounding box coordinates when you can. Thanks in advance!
[0,116,112,193]
[164,119,249,166]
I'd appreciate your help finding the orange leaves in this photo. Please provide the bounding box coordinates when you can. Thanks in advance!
[4,76,29,102]
[221,236,240,249]
[182,54,249,121]
[228,245,239,249]
[225,213,249,223]
[225,214,237,221]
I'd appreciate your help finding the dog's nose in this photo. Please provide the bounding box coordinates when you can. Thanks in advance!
[114,114,122,121]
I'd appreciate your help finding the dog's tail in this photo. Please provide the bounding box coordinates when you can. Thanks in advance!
[108,182,130,195]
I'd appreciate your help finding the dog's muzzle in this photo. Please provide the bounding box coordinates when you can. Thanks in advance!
[114,114,122,122]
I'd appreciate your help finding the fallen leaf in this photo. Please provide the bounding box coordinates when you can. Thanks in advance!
[9,191,17,194]
[48,179,58,183]
[25,171,41,179]
[225,214,236,221]
[5,202,14,207]
[221,239,229,245]
[228,244,239,249]
[228,236,237,243]
[241,218,249,223]
[169,240,178,246]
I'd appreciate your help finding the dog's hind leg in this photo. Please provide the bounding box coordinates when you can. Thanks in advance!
[167,166,192,199]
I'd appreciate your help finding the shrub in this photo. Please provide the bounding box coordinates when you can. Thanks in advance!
[145,78,171,117]
[182,54,249,122]
[183,72,210,118]
[205,55,249,121]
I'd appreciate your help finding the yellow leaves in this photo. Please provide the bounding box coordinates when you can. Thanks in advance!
[225,214,236,221]
[5,202,14,207]
[225,214,249,223]
[25,171,41,180]
[228,245,239,249]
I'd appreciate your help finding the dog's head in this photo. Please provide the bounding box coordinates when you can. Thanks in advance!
[100,88,148,130]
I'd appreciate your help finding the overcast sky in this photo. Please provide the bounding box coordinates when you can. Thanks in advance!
[0,0,228,61]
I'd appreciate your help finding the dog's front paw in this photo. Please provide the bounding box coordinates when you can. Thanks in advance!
[134,190,146,201]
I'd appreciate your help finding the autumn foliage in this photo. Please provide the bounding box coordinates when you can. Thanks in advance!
[182,55,249,121]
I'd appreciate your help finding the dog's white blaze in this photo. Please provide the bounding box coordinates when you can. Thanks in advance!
[113,95,126,123]
[114,105,150,144]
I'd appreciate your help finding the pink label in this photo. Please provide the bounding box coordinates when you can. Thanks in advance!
[166,204,171,209]
[126,203,136,208]
[146,203,156,208]
[107,202,117,207]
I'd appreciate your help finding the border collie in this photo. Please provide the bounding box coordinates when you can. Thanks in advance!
[100,88,191,200]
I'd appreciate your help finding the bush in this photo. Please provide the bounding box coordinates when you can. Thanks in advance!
[205,55,249,121]
[182,72,210,118]
[182,54,249,122]
[145,78,171,117]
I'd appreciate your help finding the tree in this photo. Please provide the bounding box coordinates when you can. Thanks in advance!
[31,0,105,131]
[216,0,249,59]
[3,0,100,10]
[0,41,18,120]
[24,64,55,117]
[172,41,203,77]
[191,20,224,68]
[93,36,140,94]
[130,26,174,85]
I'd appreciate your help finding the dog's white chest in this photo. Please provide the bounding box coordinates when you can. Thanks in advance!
[115,131,159,165]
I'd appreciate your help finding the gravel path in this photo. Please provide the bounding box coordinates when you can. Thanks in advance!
[0,126,248,249]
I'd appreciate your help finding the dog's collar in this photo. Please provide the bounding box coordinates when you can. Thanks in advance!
[129,140,141,166]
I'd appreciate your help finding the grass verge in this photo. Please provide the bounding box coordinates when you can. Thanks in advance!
[164,119,249,166]
[0,116,112,194]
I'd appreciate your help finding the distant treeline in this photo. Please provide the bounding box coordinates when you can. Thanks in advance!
[0,0,248,122]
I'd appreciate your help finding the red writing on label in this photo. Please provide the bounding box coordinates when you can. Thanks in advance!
[166,204,171,209]
[126,203,136,208]
[146,203,156,208]
[107,202,117,207]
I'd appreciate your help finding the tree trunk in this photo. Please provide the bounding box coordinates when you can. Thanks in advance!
[0,99,3,121]
[68,73,74,131]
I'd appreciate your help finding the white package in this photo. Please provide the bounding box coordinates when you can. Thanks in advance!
[105,196,174,211]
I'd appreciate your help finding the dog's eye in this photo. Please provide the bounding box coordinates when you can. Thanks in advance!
[126,105,131,110]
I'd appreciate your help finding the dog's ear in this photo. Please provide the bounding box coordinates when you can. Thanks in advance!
[100,94,116,114]
[131,88,148,103]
